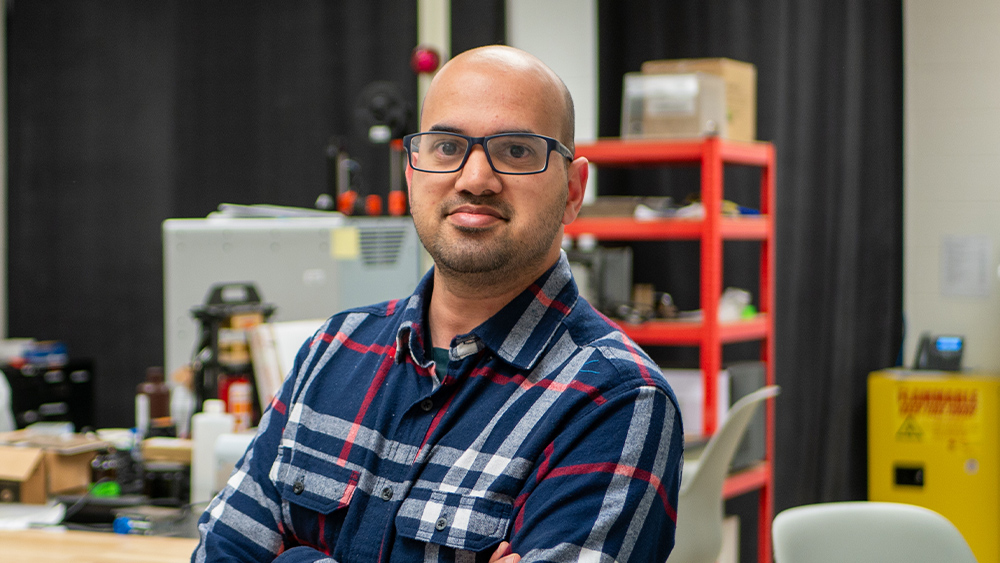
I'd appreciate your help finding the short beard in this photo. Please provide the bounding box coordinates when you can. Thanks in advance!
[417,192,565,286]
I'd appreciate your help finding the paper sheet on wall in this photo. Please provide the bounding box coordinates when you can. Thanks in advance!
[940,234,992,298]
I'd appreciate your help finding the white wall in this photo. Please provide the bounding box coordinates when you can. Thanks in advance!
[418,0,451,113]
[905,0,1000,370]
[506,0,597,144]
[506,0,598,201]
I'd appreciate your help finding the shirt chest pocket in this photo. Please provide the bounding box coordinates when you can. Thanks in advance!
[276,445,360,514]
[395,487,513,553]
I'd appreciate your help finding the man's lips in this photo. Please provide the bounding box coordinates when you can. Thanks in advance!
[446,204,507,228]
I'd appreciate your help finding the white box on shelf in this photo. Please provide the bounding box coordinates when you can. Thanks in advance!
[661,368,730,437]
[621,72,727,139]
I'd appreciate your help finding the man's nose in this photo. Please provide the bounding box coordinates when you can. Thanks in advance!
[455,145,502,195]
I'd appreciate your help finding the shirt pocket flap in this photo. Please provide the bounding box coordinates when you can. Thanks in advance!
[395,487,513,553]
[277,453,359,515]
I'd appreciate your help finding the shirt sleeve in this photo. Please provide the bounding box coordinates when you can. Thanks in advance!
[509,383,684,563]
[191,340,341,563]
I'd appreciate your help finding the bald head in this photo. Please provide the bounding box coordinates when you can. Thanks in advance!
[423,45,576,152]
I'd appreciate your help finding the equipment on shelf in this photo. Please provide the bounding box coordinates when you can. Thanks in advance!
[565,243,633,317]
[189,283,274,416]
[566,136,776,563]
[162,215,423,381]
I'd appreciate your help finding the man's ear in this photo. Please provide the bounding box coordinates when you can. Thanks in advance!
[562,157,589,225]
[405,159,414,202]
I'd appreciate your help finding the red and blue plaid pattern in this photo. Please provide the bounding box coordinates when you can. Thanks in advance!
[193,253,683,563]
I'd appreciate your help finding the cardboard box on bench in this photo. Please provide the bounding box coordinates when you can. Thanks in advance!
[0,431,105,504]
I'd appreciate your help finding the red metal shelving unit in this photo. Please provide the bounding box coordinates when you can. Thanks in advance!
[565,136,776,563]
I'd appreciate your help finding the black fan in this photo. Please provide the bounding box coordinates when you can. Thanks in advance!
[354,81,412,144]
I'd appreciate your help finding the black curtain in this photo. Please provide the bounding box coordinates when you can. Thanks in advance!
[6,0,508,431]
[452,0,505,54]
[598,0,904,546]
[7,1,420,429]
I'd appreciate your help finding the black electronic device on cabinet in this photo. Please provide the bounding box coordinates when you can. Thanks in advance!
[912,332,964,371]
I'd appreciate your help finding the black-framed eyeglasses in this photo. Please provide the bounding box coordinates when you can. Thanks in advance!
[402,131,574,175]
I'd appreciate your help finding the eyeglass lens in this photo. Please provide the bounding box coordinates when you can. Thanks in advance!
[409,133,551,174]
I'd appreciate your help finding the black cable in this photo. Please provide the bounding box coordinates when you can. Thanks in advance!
[61,522,114,533]
[60,477,114,521]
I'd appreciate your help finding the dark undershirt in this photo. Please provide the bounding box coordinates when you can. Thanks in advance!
[432,347,450,377]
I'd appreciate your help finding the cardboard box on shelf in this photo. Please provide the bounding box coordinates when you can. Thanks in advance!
[640,58,757,142]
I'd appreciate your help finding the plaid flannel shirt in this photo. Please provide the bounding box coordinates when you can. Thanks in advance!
[193,252,683,563]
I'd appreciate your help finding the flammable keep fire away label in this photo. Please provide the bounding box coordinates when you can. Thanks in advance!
[894,384,981,445]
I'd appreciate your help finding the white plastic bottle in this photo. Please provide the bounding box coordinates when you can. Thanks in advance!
[190,399,235,505]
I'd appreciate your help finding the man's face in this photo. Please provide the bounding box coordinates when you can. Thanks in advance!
[406,64,578,281]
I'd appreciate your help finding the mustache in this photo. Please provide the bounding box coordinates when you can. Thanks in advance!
[441,194,513,219]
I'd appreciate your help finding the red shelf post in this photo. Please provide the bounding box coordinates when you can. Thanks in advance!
[569,137,776,563]
[700,137,724,436]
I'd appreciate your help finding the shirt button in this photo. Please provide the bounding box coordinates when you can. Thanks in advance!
[420,398,434,412]
[380,486,393,501]
[435,517,448,531]
[292,480,304,495]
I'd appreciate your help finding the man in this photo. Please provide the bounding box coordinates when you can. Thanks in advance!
[194,45,683,563]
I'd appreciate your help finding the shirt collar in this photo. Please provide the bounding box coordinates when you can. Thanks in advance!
[395,251,579,371]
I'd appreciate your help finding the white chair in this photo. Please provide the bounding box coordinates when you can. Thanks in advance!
[772,501,977,563]
[667,385,780,563]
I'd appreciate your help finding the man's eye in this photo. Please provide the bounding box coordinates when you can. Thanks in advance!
[507,144,529,158]
[434,141,460,156]
[495,141,536,160]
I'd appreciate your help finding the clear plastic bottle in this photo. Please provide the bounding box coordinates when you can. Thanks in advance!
[170,383,195,439]
[190,399,235,505]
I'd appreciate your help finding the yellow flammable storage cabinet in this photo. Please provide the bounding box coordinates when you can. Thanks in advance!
[869,369,999,562]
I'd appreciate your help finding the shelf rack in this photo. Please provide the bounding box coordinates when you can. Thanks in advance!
[565,136,776,563]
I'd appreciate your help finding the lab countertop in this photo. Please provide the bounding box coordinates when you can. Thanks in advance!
[0,528,198,563]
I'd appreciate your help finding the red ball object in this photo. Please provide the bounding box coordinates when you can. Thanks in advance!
[410,46,441,74]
